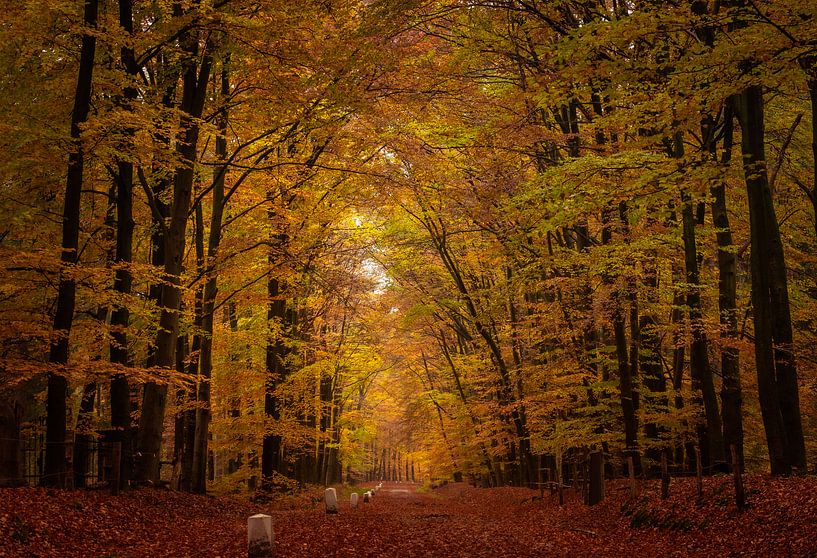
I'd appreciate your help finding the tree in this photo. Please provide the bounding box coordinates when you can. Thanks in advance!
[43,0,99,488]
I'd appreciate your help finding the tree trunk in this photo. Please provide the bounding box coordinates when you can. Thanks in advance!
[681,191,724,467]
[172,332,193,491]
[736,84,806,474]
[43,0,99,488]
[261,273,289,486]
[108,0,138,491]
[708,108,743,470]
[192,59,230,494]
[669,262,694,469]
[428,224,529,486]
[809,78,817,241]
[667,130,724,469]
[587,450,604,505]
[439,334,495,480]
[639,249,667,467]
[614,204,641,474]
[136,27,213,484]
[73,382,96,488]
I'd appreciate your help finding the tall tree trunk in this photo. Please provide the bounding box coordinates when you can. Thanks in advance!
[669,263,691,467]
[76,204,114,488]
[681,192,724,467]
[670,131,724,468]
[262,271,289,486]
[0,399,23,486]
[43,0,99,488]
[108,0,138,491]
[736,84,806,474]
[614,203,640,474]
[136,27,213,484]
[809,78,817,241]
[192,58,230,494]
[708,108,744,470]
[172,332,192,491]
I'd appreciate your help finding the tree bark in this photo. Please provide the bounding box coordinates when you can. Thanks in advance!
[809,78,817,241]
[614,203,640,474]
[73,381,96,488]
[261,271,289,486]
[681,190,724,467]
[43,0,99,488]
[708,108,744,470]
[192,58,230,494]
[736,84,806,474]
[109,0,139,491]
[0,399,23,486]
[136,24,213,484]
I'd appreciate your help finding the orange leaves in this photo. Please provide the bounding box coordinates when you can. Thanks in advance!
[4,476,817,557]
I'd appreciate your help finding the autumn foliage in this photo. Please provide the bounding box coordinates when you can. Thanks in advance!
[0,1,816,549]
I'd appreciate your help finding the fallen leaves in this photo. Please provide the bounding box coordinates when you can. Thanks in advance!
[1,475,816,557]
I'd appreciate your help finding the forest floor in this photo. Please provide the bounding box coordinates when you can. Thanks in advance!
[1,474,816,557]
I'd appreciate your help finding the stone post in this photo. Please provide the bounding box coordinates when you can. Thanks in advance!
[247,514,273,558]
[325,487,339,514]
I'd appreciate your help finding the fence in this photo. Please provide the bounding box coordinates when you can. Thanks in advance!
[2,429,130,489]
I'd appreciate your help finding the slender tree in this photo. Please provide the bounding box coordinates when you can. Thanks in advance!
[43,0,100,488]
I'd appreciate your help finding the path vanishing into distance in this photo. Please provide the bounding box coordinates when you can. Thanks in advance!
[2,477,817,557]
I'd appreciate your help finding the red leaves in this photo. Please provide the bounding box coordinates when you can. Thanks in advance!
[1,477,816,557]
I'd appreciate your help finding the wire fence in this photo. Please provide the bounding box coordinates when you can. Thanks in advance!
[0,432,130,488]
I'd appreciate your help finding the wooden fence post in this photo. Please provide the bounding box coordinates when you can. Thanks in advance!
[731,444,744,510]
[111,442,121,496]
[660,451,670,500]
[588,451,604,506]
[627,456,637,499]
[556,451,564,506]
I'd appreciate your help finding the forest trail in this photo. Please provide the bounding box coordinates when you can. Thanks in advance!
[254,481,599,557]
[3,476,817,557]
[250,479,817,558]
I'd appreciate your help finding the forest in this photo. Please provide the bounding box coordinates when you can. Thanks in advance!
[0,0,816,556]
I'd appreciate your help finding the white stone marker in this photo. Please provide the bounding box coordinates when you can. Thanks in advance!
[247,514,274,558]
[350,492,359,508]
[325,487,339,514]
[363,491,370,503]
